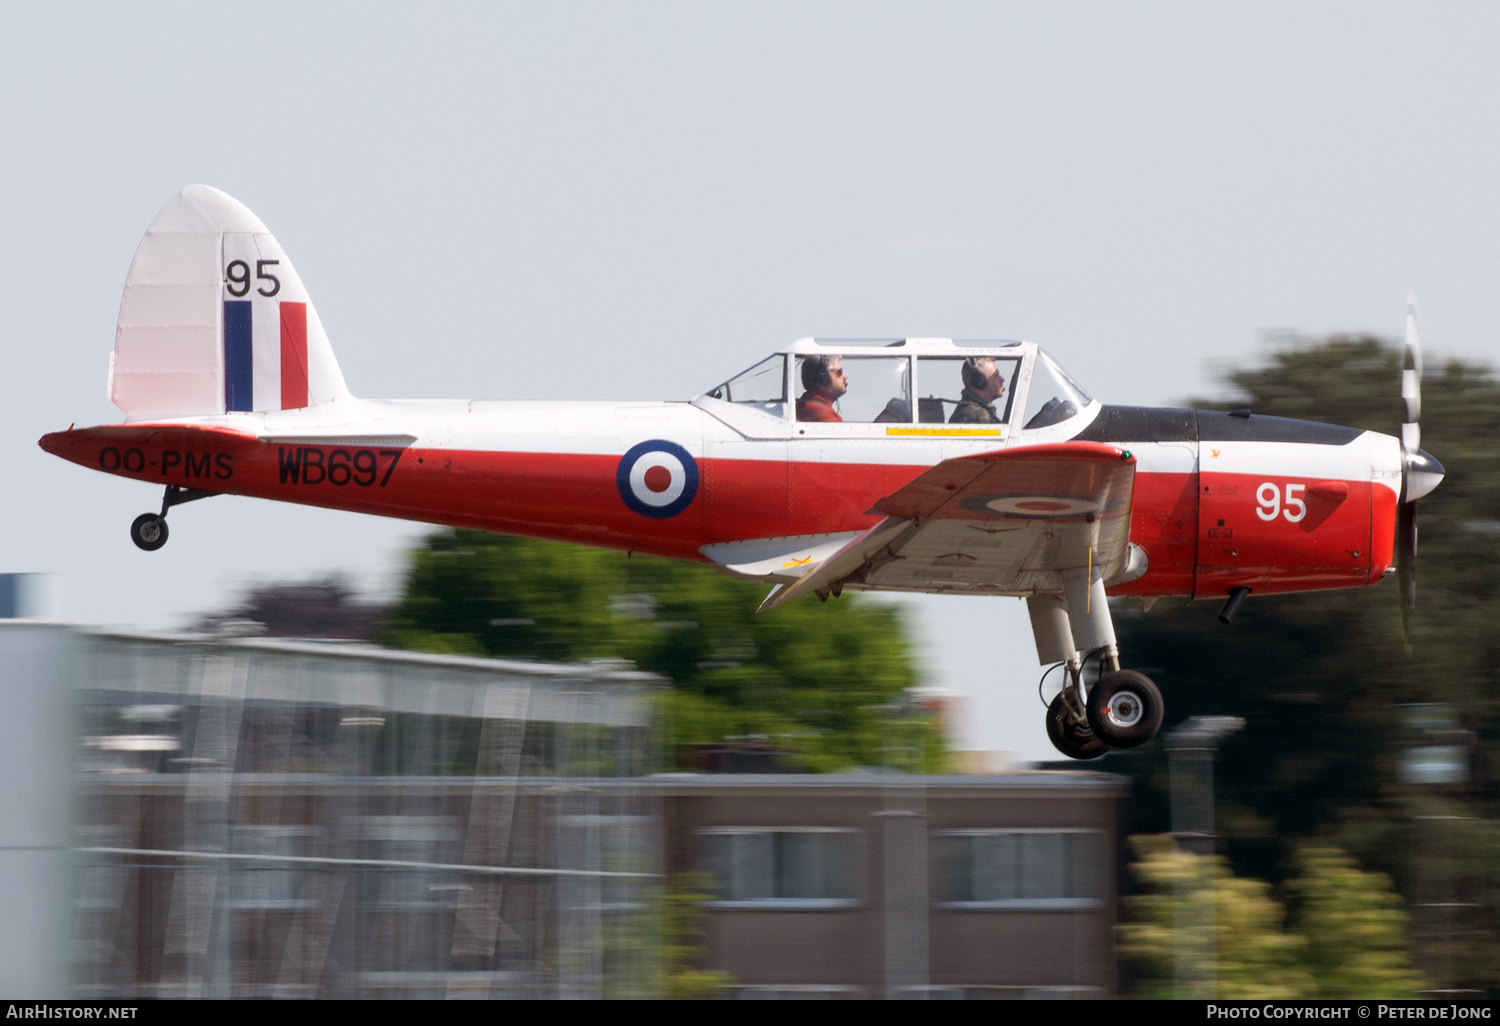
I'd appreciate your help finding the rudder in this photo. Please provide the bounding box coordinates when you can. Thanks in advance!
[108,185,350,418]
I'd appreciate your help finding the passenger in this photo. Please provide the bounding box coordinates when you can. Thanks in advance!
[950,357,1005,424]
[796,355,847,423]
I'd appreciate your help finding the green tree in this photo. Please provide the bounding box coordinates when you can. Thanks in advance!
[1120,836,1314,999]
[604,872,735,999]
[384,529,939,772]
[660,873,736,999]
[1291,847,1425,998]
[1121,838,1425,999]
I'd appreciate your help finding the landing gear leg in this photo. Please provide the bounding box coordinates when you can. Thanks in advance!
[1031,594,1105,760]
[1028,571,1167,756]
[1045,660,1107,761]
[129,486,215,552]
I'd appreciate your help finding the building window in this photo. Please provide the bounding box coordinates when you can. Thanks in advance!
[228,826,318,911]
[697,828,861,908]
[938,830,1104,910]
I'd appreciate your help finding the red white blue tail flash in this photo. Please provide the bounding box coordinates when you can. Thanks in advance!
[108,186,348,418]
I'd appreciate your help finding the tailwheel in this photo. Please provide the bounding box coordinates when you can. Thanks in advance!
[127,486,217,552]
[1086,669,1164,748]
[1046,691,1108,761]
[130,513,168,552]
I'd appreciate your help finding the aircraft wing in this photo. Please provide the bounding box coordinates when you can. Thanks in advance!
[759,442,1137,612]
[700,532,865,583]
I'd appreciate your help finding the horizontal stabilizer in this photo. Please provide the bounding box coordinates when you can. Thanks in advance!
[260,434,418,448]
[40,423,261,459]
[38,423,263,493]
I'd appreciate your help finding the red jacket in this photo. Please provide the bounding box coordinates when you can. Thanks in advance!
[796,391,843,423]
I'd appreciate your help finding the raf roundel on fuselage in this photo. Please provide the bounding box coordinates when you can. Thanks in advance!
[617,439,700,519]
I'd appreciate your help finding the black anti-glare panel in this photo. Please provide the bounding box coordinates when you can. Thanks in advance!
[1073,405,1362,446]
[1071,405,1196,443]
[1196,409,1362,445]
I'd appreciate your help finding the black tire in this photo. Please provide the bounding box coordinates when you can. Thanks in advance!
[130,513,168,552]
[1045,691,1108,760]
[1086,669,1164,748]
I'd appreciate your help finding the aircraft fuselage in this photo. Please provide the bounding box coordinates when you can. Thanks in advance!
[41,396,1401,601]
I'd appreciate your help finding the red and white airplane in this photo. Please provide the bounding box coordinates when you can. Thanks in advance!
[40,186,1446,758]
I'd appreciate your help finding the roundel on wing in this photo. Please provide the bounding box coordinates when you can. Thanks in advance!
[617,440,700,519]
[958,493,1122,519]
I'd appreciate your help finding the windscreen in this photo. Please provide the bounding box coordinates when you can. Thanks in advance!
[1023,353,1092,430]
[707,355,787,417]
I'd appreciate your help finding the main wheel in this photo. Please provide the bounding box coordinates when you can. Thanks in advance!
[1045,691,1108,760]
[130,513,168,552]
[1086,669,1164,748]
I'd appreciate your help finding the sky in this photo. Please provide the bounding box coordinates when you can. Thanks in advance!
[4,3,1498,762]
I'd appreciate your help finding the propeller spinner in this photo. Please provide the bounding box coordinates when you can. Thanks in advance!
[1398,294,1445,630]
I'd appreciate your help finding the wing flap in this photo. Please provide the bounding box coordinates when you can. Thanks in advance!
[700,531,864,583]
[758,517,919,612]
[762,442,1138,610]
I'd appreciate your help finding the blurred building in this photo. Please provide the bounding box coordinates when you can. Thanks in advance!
[2,621,659,999]
[0,620,1123,999]
[0,572,61,618]
[662,773,1124,999]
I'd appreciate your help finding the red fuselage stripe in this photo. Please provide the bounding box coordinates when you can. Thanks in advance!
[41,432,1397,598]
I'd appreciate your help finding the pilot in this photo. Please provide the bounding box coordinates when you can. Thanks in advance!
[950,357,1005,424]
[796,355,847,423]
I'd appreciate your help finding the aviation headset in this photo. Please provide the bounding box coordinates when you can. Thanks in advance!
[802,355,837,391]
[963,356,996,392]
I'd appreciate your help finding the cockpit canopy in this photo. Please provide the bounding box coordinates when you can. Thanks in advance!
[703,337,1093,431]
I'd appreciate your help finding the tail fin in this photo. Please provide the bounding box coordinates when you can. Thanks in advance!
[108,185,351,418]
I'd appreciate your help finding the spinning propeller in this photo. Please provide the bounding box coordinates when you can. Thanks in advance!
[1397,294,1446,639]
